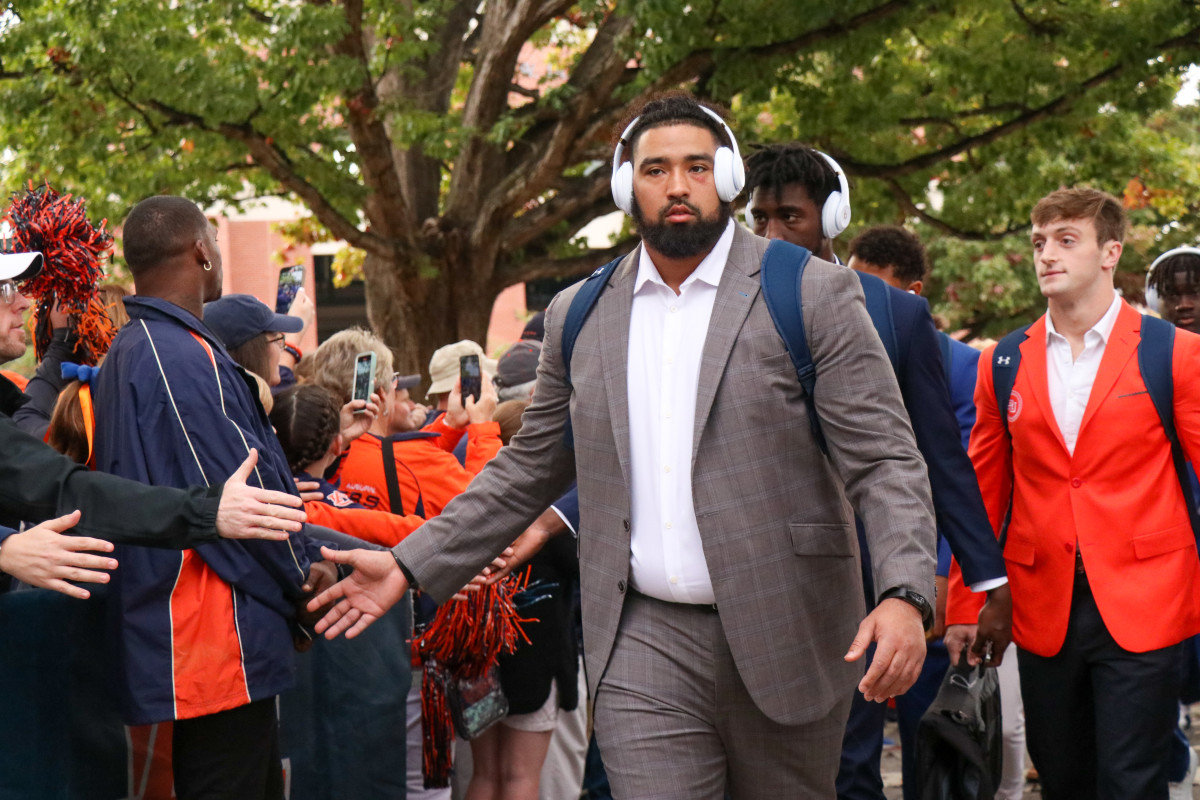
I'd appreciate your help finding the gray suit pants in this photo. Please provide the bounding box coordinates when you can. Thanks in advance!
[594,591,853,799]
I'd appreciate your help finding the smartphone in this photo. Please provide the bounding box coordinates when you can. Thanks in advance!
[460,354,481,404]
[352,352,377,413]
[276,264,305,314]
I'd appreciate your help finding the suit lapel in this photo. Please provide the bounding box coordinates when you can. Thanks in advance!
[1019,315,1071,456]
[691,228,762,466]
[597,248,638,488]
[1078,302,1139,438]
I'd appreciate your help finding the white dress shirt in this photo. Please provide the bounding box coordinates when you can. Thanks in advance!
[626,221,736,604]
[1045,291,1122,455]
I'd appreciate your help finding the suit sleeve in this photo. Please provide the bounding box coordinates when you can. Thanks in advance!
[0,411,221,548]
[947,345,1011,625]
[392,291,579,602]
[897,299,1006,586]
[804,266,936,603]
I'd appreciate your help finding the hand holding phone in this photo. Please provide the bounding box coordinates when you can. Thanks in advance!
[459,354,481,405]
[352,352,377,414]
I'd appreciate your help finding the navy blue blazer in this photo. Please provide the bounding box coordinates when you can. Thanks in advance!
[858,274,1005,588]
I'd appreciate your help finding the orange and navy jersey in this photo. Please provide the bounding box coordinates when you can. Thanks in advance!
[298,472,424,547]
[335,422,502,518]
[92,297,321,724]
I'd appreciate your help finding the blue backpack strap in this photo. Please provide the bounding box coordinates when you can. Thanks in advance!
[856,272,899,374]
[1138,315,1200,541]
[559,256,624,450]
[938,330,954,378]
[991,324,1030,547]
[759,240,826,454]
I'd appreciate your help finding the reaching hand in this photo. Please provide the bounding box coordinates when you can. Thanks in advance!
[293,479,324,503]
[217,449,307,541]
[845,597,927,702]
[0,511,116,599]
[306,547,408,639]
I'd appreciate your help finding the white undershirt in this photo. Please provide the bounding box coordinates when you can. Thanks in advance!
[1045,291,1122,455]
[626,221,735,604]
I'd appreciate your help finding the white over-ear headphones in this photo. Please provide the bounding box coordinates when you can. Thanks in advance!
[742,149,852,240]
[815,151,852,239]
[1145,245,1200,312]
[610,106,746,216]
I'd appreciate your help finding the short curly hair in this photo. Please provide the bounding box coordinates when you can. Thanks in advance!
[269,384,342,474]
[848,226,929,286]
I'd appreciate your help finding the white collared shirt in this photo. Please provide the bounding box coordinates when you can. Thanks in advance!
[1045,291,1122,455]
[626,221,735,604]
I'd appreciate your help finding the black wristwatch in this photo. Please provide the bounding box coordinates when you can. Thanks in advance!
[879,587,933,632]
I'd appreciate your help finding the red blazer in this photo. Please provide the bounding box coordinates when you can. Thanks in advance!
[948,302,1200,656]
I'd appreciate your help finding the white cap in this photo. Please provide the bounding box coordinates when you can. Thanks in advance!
[0,251,44,282]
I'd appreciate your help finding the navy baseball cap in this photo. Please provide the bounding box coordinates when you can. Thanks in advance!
[203,293,303,349]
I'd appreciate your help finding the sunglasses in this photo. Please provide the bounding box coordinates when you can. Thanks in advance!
[0,281,18,305]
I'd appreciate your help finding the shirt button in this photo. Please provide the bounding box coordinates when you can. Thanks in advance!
[663,465,671,473]
[669,305,678,313]
[1071,478,1083,488]
[664,410,673,418]
[669,576,679,585]
[665,522,673,530]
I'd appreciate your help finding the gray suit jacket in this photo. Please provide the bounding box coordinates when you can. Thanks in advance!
[394,225,935,726]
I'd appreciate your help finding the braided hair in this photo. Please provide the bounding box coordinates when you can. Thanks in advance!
[743,143,839,208]
[1148,250,1200,301]
[270,384,343,474]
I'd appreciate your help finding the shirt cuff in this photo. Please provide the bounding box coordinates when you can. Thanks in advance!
[549,505,577,537]
[969,576,1009,593]
[0,526,18,543]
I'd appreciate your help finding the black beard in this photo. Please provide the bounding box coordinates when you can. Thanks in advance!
[632,197,732,259]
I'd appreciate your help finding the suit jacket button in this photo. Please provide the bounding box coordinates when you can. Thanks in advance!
[1071,478,1083,488]
[622,519,630,531]
[617,580,626,593]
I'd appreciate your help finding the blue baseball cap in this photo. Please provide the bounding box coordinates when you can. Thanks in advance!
[203,293,303,349]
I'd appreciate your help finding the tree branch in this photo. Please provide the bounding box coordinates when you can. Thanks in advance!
[883,178,1029,241]
[841,24,1200,180]
[498,240,635,286]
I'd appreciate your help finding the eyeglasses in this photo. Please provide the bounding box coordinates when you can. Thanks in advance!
[0,281,17,306]
[266,333,287,349]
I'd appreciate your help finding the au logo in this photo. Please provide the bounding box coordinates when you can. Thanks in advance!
[1007,390,1023,423]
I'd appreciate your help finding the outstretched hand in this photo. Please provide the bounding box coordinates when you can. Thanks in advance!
[217,449,307,541]
[0,511,116,599]
[306,547,408,639]
[845,597,927,702]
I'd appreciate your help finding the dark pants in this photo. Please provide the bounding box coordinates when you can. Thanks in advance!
[173,698,284,800]
[1019,572,1182,800]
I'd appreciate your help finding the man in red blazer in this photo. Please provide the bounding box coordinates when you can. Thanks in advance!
[946,188,1200,799]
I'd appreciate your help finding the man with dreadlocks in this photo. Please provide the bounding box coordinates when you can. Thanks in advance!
[743,145,1011,800]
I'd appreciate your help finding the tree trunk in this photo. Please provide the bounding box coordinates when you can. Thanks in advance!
[361,244,500,387]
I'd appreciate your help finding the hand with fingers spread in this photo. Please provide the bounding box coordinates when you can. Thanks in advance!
[0,511,117,599]
[217,449,307,541]
[306,546,409,639]
[845,597,927,702]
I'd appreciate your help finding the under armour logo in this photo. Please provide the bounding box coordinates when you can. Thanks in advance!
[997,356,1011,366]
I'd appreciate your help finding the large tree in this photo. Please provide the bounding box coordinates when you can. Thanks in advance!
[3,0,1200,370]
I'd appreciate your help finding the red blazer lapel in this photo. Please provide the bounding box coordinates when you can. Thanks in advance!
[1018,315,1071,456]
[1078,302,1140,438]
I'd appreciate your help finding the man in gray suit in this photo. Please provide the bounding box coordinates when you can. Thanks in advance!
[309,94,936,798]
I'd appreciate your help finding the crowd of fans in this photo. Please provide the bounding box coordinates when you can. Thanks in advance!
[4,89,1200,800]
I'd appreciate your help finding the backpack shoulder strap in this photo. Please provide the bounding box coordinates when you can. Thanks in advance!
[560,255,624,451]
[856,272,899,374]
[991,324,1031,548]
[382,436,427,518]
[992,325,1031,439]
[759,240,825,454]
[938,331,954,378]
[1138,314,1200,539]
